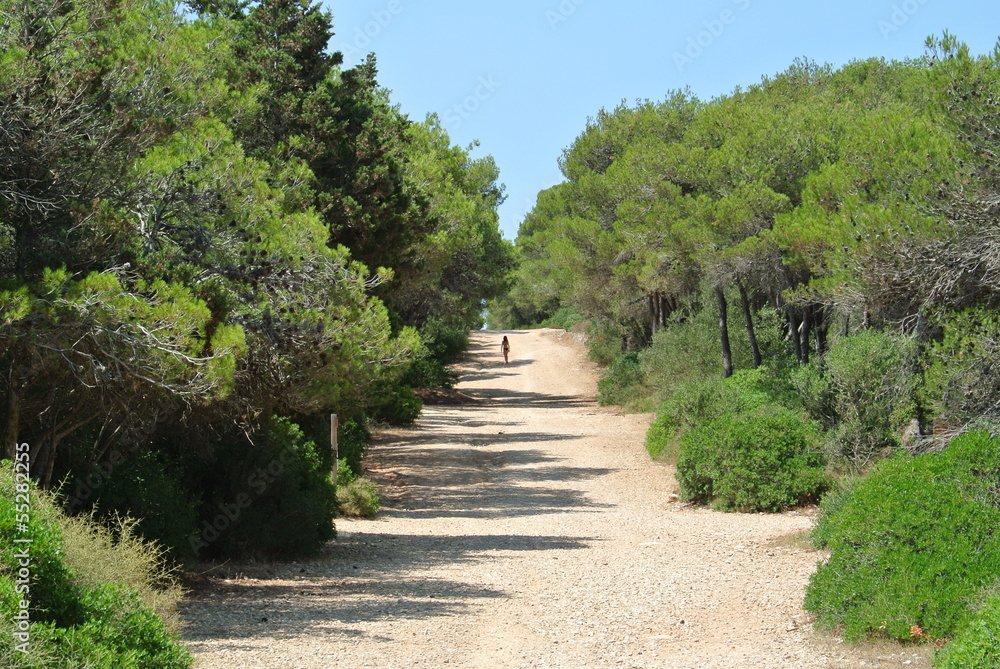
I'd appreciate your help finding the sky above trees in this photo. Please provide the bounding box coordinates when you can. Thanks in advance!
[326,0,1000,239]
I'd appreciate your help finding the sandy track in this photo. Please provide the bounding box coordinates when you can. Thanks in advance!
[182,329,931,668]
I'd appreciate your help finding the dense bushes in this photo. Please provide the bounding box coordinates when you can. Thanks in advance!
[805,431,1000,642]
[934,591,1000,668]
[676,405,828,511]
[0,465,189,668]
[190,417,337,559]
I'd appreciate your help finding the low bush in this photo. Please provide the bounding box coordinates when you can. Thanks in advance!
[676,406,828,512]
[77,448,200,559]
[597,352,643,406]
[805,431,1000,641]
[336,478,380,518]
[337,417,371,477]
[370,383,423,425]
[935,591,1000,668]
[0,465,190,668]
[645,368,779,463]
[541,306,585,330]
[823,329,919,470]
[402,356,458,389]
[190,417,336,559]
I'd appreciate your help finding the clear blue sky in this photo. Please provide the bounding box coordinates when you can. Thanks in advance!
[323,0,1000,241]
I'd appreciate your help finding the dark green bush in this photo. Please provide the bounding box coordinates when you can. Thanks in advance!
[371,383,423,425]
[402,356,457,389]
[805,431,1000,641]
[0,465,190,668]
[420,318,469,363]
[337,417,371,477]
[676,406,828,512]
[190,417,336,559]
[935,591,1000,667]
[597,352,643,406]
[79,449,200,558]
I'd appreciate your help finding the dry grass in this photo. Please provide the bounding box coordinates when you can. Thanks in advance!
[54,506,186,632]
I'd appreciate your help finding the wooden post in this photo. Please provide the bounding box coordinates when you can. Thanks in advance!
[330,413,339,489]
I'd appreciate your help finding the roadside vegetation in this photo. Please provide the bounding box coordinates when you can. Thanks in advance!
[491,34,1000,663]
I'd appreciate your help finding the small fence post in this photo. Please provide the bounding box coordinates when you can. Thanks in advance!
[330,413,339,491]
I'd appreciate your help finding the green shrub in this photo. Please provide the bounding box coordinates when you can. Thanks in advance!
[336,477,380,518]
[541,306,585,330]
[0,465,190,668]
[191,417,336,559]
[371,383,423,425]
[645,368,778,462]
[29,584,192,669]
[597,352,643,406]
[935,591,1000,668]
[586,318,625,366]
[923,307,1000,423]
[336,417,370,477]
[823,329,919,470]
[676,406,828,512]
[402,356,458,389]
[805,431,1000,641]
[78,449,200,559]
[420,318,469,363]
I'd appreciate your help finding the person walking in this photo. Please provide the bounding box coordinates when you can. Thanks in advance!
[501,335,510,363]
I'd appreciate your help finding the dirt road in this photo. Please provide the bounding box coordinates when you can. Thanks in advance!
[182,329,930,668]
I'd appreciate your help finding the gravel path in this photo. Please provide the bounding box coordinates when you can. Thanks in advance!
[182,329,932,668]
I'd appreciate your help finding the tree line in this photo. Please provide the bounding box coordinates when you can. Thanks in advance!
[493,34,1000,437]
[0,0,513,558]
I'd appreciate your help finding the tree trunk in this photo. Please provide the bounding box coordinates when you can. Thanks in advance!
[799,307,812,364]
[737,280,761,368]
[788,309,803,364]
[716,286,733,378]
[648,293,657,336]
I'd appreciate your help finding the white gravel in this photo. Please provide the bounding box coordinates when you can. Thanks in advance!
[181,329,933,669]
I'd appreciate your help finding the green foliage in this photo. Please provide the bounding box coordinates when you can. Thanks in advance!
[675,406,828,512]
[805,431,1000,641]
[923,308,1000,423]
[0,465,190,668]
[191,417,336,559]
[336,417,371,477]
[370,384,423,426]
[402,356,458,389]
[823,329,919,470]
[79,450,200,559]
[336,478,380,518]
[541,306,585,330]
[597,352,643,406]
[935,591,1000,668]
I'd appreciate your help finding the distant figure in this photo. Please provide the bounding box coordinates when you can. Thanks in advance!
[501,335,510,363]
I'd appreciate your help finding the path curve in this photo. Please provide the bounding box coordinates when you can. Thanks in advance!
[182,329,930,668]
